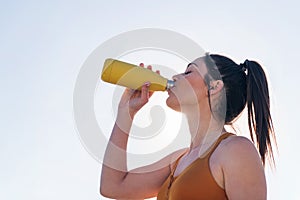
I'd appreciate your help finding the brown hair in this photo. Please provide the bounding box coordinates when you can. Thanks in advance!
[204,53,277,166]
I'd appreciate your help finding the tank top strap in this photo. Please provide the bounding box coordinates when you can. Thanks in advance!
[171,153,185,175]
[171,132,234,174]
[168,153,186,190]
[203,132,235,159]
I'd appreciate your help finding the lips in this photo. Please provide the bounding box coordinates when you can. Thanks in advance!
[167,87,175,95]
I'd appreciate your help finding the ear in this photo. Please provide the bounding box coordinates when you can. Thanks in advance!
[208,80,224,95]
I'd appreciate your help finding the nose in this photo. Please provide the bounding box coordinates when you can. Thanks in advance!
[172,73,181,81]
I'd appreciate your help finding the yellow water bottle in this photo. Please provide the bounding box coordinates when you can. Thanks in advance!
[101,59,174,91]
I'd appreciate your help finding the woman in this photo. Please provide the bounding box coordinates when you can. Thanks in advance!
[100,53,276,200]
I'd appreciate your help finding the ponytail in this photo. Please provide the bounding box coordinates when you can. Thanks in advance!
[242,60,277,166]
[208,54,277,166]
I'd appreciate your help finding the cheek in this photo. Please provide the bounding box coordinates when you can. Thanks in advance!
[167,86,200,107]
[166,76,208,109]
[186,79,208,102]
[196,85,208,100]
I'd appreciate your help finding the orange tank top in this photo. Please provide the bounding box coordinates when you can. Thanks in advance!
[157,133,233,200]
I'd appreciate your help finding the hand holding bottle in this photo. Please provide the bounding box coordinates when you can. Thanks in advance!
[118,63,160,118]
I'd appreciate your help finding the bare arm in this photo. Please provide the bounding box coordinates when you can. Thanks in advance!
[100,64,183,199]
[222,136,267,200]
[100,109,182,199]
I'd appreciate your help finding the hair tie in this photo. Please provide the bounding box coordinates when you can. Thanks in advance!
[240,59,249,72]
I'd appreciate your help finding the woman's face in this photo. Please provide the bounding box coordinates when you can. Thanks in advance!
[166,57,209,112]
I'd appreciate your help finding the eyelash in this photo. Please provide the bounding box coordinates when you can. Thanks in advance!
[184,71,192,75]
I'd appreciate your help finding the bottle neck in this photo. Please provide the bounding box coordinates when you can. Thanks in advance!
[166,80,175,89]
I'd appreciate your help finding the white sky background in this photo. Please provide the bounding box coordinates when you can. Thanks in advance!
[1,0,300,199]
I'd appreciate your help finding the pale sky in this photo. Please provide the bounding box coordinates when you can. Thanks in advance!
[1,1,300,200]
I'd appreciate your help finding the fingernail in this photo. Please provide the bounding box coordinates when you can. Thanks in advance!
[144,82,150,87]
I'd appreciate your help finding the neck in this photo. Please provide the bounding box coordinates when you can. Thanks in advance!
[182,104,225,153]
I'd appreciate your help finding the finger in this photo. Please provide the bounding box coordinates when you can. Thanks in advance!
[156,70,160,75]
[139,63,144,67]
[140,82,150,103]
[147,65,152,70]
[121,88,134,100]
[126,87,135,94]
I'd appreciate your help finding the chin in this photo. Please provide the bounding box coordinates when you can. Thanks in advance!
[166,96,181,112]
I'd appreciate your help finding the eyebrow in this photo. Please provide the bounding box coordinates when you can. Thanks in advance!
[187,62,199,69]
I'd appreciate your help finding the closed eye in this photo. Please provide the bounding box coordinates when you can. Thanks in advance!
[184,71,192,75]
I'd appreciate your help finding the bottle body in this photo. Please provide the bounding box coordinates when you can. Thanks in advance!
[101,59,174,91]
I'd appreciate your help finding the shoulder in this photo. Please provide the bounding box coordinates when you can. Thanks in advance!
[217,135,263,167]
[217,135,267,199]
[220,135,258,154]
